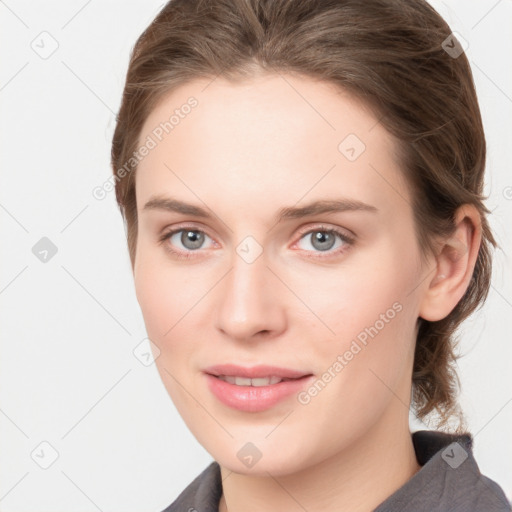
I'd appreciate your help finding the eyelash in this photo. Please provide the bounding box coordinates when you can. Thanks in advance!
[158,224,355,261]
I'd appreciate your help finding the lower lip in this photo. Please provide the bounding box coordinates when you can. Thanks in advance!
[204,373,314,412]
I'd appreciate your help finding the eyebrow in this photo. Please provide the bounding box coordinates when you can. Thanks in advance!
[142,195,378,222]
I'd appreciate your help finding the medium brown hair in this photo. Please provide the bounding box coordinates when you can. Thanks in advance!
[111,0,496,428]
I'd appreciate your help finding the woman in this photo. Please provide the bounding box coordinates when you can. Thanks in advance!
[111,0,510,510]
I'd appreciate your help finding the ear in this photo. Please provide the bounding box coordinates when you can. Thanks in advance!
[419,204,482,322]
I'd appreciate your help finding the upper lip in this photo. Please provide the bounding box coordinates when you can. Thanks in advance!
[204,364,312,379]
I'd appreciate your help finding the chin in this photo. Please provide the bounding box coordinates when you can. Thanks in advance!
[219,455,302,477]
[205,435,315,477]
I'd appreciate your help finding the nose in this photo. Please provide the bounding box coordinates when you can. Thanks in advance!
[214,250,287,342]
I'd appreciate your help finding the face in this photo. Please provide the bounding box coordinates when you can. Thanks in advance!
[133,73,430,476]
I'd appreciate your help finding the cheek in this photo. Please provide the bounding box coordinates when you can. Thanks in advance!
[133,245,216,381]
[135,270,167,338]
[294,240,420,344]
[134,245,186,342]
[292,236,421,400]
[134,254,199,403]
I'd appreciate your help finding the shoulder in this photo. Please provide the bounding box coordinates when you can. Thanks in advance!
[160,461,222,512]
[375,430,511,512]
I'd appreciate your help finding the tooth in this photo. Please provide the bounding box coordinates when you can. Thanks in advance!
[234,376,252,386]
[218,375,286,386]
[251,377,271,387]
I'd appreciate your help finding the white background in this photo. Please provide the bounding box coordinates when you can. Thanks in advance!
[1,1,511,510]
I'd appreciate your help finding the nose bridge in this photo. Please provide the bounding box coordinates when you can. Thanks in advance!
[214,244,285,340]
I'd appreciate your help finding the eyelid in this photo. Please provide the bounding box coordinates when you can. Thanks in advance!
[159,222,217,243]
[159,222,355,259]
[294,223,355,242]
[289,223,355,258]
[158,223,218,260]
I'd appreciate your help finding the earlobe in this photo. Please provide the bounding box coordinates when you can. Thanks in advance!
[419,205,482,322]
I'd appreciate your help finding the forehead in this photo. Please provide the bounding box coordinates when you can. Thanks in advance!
[135,73,407,215]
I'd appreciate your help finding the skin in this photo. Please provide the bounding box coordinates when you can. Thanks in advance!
[132,72,481,512]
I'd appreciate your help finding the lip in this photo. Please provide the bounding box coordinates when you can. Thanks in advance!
[203,364,314,412]
[203,364,310,379]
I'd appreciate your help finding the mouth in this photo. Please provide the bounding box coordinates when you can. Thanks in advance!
[203,364,314,412]
[212,375,305,386]
[204,363,311,380]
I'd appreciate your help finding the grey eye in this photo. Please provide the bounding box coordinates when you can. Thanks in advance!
[181,230,205,250]
[297,230,346,253]
[169,230,210,251]
[310,231,336,251]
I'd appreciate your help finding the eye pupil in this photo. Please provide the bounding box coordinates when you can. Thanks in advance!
[168,227,347,256]
[181,230,204,249]
[312,231,336,251]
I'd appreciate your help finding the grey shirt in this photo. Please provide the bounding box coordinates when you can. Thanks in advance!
[162,430,511,511]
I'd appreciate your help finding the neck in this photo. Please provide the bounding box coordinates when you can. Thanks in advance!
[218,412,421,512]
